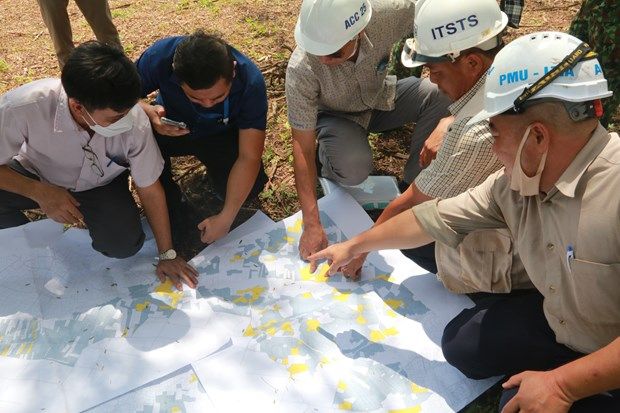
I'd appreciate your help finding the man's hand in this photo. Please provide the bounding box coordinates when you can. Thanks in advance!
[155,257,199,290]
[419,115,454,168]
[501,370,574,413]
[308,240,358,276]
[34,182,84,225]
[197,213,233,244]
[142,103,189,137]
[340,252,368,281]
[299,224,328,272]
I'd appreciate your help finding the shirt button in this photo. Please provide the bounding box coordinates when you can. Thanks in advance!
[549,285,556,292]
[547,243,555,251]
[559,319,566,325]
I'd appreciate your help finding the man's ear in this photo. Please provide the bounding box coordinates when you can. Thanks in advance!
[68,97,83,113]
[464,53,486,77]
[530,122,551,151]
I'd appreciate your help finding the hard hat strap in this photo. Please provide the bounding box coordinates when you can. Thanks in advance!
[512,42,598,113]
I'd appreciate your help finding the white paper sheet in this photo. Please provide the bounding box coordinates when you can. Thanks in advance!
[191,189,498,412]
[0,220,231,412]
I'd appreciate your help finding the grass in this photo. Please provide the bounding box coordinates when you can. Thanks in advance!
[0,59,8,73]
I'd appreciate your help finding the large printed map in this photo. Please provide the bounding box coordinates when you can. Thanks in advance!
[0,191,497,412]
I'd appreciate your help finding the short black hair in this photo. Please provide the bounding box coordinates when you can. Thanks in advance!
[61,41,141,112]
[173,30,235,90]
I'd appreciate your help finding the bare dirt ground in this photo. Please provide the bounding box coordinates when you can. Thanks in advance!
[0,1,601,410]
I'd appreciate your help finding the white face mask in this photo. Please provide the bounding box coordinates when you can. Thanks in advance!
[510,125,548,196]
[82,109,134,137]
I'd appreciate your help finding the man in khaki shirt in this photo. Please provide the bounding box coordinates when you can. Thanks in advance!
[287,0,450,270]
[0,42,198,290]
[311,32,619,412]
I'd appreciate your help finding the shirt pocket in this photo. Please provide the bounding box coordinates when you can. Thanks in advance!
[458,229,514,293]
[571,259,620,325]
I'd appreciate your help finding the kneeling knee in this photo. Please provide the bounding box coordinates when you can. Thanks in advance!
[94,232,145,259]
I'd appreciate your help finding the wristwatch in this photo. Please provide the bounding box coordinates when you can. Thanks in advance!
[158,248,177,261]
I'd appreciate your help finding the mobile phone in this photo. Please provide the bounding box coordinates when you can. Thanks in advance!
[160,117,187,129]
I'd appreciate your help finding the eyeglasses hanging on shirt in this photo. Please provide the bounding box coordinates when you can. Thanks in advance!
[82,142,104,178]
[191,97,230,126]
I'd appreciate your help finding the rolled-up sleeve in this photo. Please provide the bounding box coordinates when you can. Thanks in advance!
[285,50,320,131]
[125,107,164,188]
[413,170,508,247]
[0,96,26,165]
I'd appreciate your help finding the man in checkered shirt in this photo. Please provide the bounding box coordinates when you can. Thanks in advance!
[343,0,532,296]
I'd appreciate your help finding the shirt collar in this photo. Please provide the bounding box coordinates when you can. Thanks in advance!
[53,85,81,134]
[449,74,486,116]
[355,32,374,64]
[554,123,611,198]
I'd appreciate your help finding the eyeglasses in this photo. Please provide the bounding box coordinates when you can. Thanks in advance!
[82,143,104,177]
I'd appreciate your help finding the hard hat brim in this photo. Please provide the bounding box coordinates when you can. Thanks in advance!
[466,109,497,126]
[294,5,373,56]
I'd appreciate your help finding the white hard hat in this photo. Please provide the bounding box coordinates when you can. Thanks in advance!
[294,0,372,56]
[468,31,613,125]
[401,0,508,68]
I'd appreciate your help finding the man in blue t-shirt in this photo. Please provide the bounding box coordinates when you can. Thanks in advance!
[136,31,268,244]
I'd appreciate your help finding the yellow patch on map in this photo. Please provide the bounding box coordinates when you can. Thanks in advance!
[385,299,404,310]
[375,274,390,281]
[189,373,198,384]
[154,280,183,310]
[290,347,300,356]
[306,319,320,331]
[300,263,329,282]
[287,219,303,234]
[370,327,399,342]
[338,401,353,410]
[386,309,398,318]
[0,346,9,356]
[389,406,421,413]
[288,363,308,375]
[243,324,256,337]
[302,292,313,299]
[337,380,347,392]
[320,356,329,365]
[283,236,296,244]
[333,291,350,302]
[410,383,429,393]
[170,406,181,413]
[229,254,243,263]
[281,357,289,365]
[280,321,294,334]
[250,250,260,257]
[135,301,150,312]
[356,315,367,325]
[233,286,266,304]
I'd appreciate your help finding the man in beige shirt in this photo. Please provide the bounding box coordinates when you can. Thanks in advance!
[0,42,197,290]
[286,0,450,270]
[311,32,619,412]
[344,0,531,297]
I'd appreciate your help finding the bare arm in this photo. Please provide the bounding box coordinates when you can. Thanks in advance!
[502,337,620,413]
[0,165,83,224]
[342,182,432,279]
[292,127,327,270]
[198,128,264,243]
[309,209,434,275]
[136,180,198,290]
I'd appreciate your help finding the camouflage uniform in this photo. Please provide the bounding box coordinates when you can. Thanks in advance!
[570,0,620,127]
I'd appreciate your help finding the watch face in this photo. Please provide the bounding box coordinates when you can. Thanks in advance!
[160,249,177,260]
